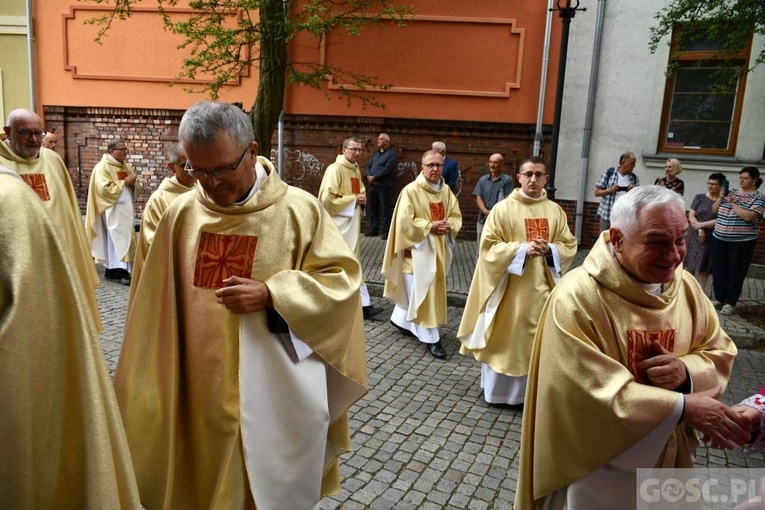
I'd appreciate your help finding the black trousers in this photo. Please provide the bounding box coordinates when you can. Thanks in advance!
[711,236,757,306]
[367,184,392,235]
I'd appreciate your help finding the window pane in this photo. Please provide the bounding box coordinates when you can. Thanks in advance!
[669,93,736,121]
[665,120,732,150]
[682,36,727,52]
[663,66,740,151]
[674,68,737,94]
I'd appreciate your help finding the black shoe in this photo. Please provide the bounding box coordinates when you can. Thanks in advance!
[365,231,378,237]
[104,268,120,280]
[380,234,388,240]
[390,320,415,337]
[428,342,447,360]
[363,306,383,320]
[120,275,132,286]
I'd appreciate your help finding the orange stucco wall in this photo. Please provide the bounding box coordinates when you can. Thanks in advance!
[35,0,560,124]
[34,1,260,110]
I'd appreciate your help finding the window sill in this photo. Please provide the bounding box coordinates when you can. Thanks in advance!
[643,153,764,172]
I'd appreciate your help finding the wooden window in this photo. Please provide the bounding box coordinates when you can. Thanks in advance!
[658,31,751,156]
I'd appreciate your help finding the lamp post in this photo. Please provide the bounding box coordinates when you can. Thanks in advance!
[545,0,585,201]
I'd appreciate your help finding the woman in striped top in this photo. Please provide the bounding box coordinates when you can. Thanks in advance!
[710,167,765,315]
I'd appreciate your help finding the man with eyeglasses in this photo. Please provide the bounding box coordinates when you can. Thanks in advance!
[127,142,196,305]
[319,136,382,320]
[594,151,640,231]
[364,133,397,239]
[382,149,462,359]
[85,138,142,286]
[458,156,577,405]
[114,101,367,509]
[0,109,101,331]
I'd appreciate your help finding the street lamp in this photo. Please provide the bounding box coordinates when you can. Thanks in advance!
[546,0,586,201]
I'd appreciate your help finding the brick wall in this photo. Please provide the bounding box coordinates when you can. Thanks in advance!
[43,105,765,264]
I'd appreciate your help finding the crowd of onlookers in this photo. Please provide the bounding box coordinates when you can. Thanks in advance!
[595,152,765,317]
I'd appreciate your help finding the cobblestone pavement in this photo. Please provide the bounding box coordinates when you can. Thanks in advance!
[96,237,765,509]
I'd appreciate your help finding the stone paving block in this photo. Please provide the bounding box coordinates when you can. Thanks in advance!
[94,253,765,509]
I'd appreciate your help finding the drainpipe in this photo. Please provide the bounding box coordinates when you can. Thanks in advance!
[533,0,555,157]
[574,0,606,242]
[26,0,37,111]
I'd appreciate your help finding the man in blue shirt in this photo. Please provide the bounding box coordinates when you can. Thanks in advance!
[432,141,458,192]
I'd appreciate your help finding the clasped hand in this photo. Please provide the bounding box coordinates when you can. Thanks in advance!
[637,340,688,390]
[215,276,273,314]
[527,238,549,258]
[430,220,451,236]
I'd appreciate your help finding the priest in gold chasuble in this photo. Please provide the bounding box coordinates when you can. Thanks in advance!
[318,137,380,319]
[0,167,139,508]
[382,150,462,360]
[115,102,367,510]
[1,108,101,331]
[458,157,577,405]
[515,186,746,510]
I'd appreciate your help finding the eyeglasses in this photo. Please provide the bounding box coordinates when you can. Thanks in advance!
[112,147,128,152]
[520,171,548,179]
[185,146,248,180]
[12,128,44,140]
[344,147,363,153]
[423,163,444,169]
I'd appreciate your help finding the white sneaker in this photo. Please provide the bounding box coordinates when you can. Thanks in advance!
[720,304,736,315]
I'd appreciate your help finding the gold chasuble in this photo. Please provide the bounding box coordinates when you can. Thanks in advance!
[0,141,101,331]
[514,232,737,510]
[115,158,368,509]
[382,173,462,328]
[318,154,366,256]
[458,188,577,375]
[0,171,139,508]
[128,176,194,305]
[84,153,142,263]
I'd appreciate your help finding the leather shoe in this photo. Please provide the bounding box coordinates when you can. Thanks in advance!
[427,341,447,360]
[120,275,132,286]
[363,306,383,320]
[390,320,415,337]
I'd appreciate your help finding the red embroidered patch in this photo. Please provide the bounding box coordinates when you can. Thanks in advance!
[524,218,549,242]
[351,177,360,194]
[193,232,258,289]
[117,171,128,180]
[20,174,51,201]
[627,330,676,384]
[430,202,445,222]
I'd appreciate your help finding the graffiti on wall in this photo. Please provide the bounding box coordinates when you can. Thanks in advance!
[270,148,323,185]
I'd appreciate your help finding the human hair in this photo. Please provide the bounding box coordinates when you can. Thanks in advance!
[166,142,184,165]
[611,185,685,237]
[708,172,725,185]
[6,108,37,128]
[421,149,442,163]
[431,141,446,153]
[619,151,636,164]
[519,156,546,172]
[378,133,390,143]
[489,153,504,163]
[666,158,683,175]
[107,138,125,151]
[178,101,254,150]
[343,136,361,149]
[741,166,762,189]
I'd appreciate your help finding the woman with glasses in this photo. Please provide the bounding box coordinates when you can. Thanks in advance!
[684,172,725,290]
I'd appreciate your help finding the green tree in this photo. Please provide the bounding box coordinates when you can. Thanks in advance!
[649,0,765,78]
[87,0,413,155]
